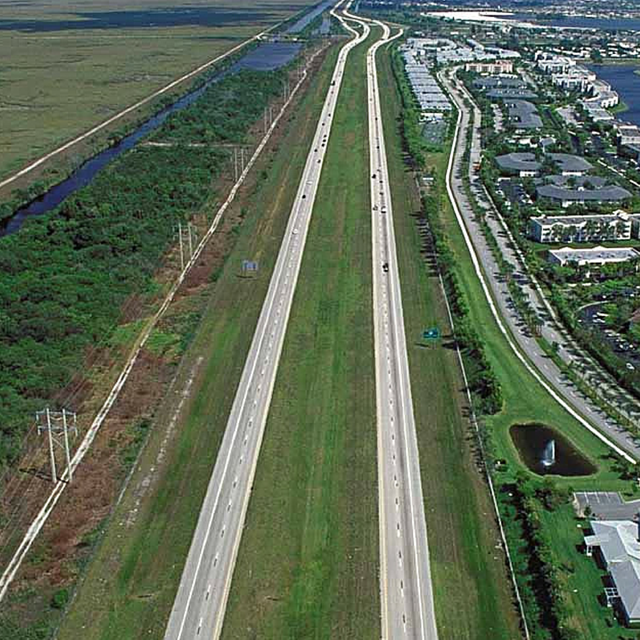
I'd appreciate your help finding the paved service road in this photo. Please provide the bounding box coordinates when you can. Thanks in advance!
[163,6,370,639]
[357,12,440,639]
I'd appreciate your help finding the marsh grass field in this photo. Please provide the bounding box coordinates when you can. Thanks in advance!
[0,0,315,184]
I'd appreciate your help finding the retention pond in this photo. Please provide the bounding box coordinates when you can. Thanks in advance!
[510,423,597,476]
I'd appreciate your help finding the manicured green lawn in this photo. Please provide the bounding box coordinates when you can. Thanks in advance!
[55,42,341,640]
[222,28,379,640]
[540,504,639,640]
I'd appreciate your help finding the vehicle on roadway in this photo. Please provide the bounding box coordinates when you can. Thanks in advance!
[382,262,389,273]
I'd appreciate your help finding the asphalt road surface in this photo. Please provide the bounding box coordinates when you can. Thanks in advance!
[163,7,371,639]
[358,13,440,639]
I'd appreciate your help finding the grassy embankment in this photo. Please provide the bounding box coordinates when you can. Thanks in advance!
[376,44,521,640]
[0,0,317,188]
[54,41,342,640]
[221,28,379,640]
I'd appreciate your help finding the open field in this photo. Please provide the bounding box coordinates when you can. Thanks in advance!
[221,27,379,640]
[0,0,316,185]
[376,43,521,640]
[51,40,342,640]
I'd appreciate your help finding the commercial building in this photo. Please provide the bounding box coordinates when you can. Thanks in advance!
[535,51,619,113]
[435,39,519,65]
[537,177,632,208]
[465,60,514,74]
[473,76,527,90]
[547,153,593,176]
[536,52,575,75]
[495,152,541,177]
[617,124,640,147]
[548,246,640,267]
[583,102,615,123]
[506,100,542,130]
[584,520,640,626]
[487,88,537,100]
[401,44,452,113]
[530,212,633,243]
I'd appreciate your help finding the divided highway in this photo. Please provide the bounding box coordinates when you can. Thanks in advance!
[359,12,440,639]
[163,7,371,639]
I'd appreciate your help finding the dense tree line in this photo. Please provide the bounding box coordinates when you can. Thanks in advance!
[422,194,503,415]
[0,67,289,469]
[500,475,584,640]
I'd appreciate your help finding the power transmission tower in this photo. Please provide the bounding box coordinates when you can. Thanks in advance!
[177,222,197,270]
[36,408,78,484]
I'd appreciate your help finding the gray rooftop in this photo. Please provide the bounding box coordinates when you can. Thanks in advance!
[495,152,541,172]
[487,88,537,100]
[548,153,593,173]
[507,100,542,129]
[585,520,640,621]
[473,76,527,90]
[547,175,606,188]
[549,246,639,262]
[538,182,631,202]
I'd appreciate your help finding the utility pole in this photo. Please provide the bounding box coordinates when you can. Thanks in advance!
[36,408,78,484]
[240,147,245,175]
[178,222,185,271]
[187,222,194,259]
[46,408,56,484]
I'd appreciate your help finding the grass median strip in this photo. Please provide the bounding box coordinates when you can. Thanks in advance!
[376,45,522,640]
[54,43,341,640]
[221,29,379,640]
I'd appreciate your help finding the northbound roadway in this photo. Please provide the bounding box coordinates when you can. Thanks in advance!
[357,11,440,639]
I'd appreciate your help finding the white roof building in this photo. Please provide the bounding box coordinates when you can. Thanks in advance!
[548,246,640,267]
[585,520,640,625]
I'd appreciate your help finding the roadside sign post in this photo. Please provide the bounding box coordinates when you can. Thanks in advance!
[241,260,259,278]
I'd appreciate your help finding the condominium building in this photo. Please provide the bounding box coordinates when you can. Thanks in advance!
[530,212,633,243]
[548,246,640,267]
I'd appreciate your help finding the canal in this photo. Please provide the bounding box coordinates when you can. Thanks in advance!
[0,1,334,237]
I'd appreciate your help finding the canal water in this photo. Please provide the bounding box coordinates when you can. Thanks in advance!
[588,64,640,128]
[286,0,333,33]
[1,40,302,237]
[509,14,640,31]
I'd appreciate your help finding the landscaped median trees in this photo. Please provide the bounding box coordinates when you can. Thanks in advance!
[0,65,294,471]
[422,193,503,416]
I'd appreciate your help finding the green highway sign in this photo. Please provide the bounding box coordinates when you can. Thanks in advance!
[423,327,440,340]
[422,327,440,340]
